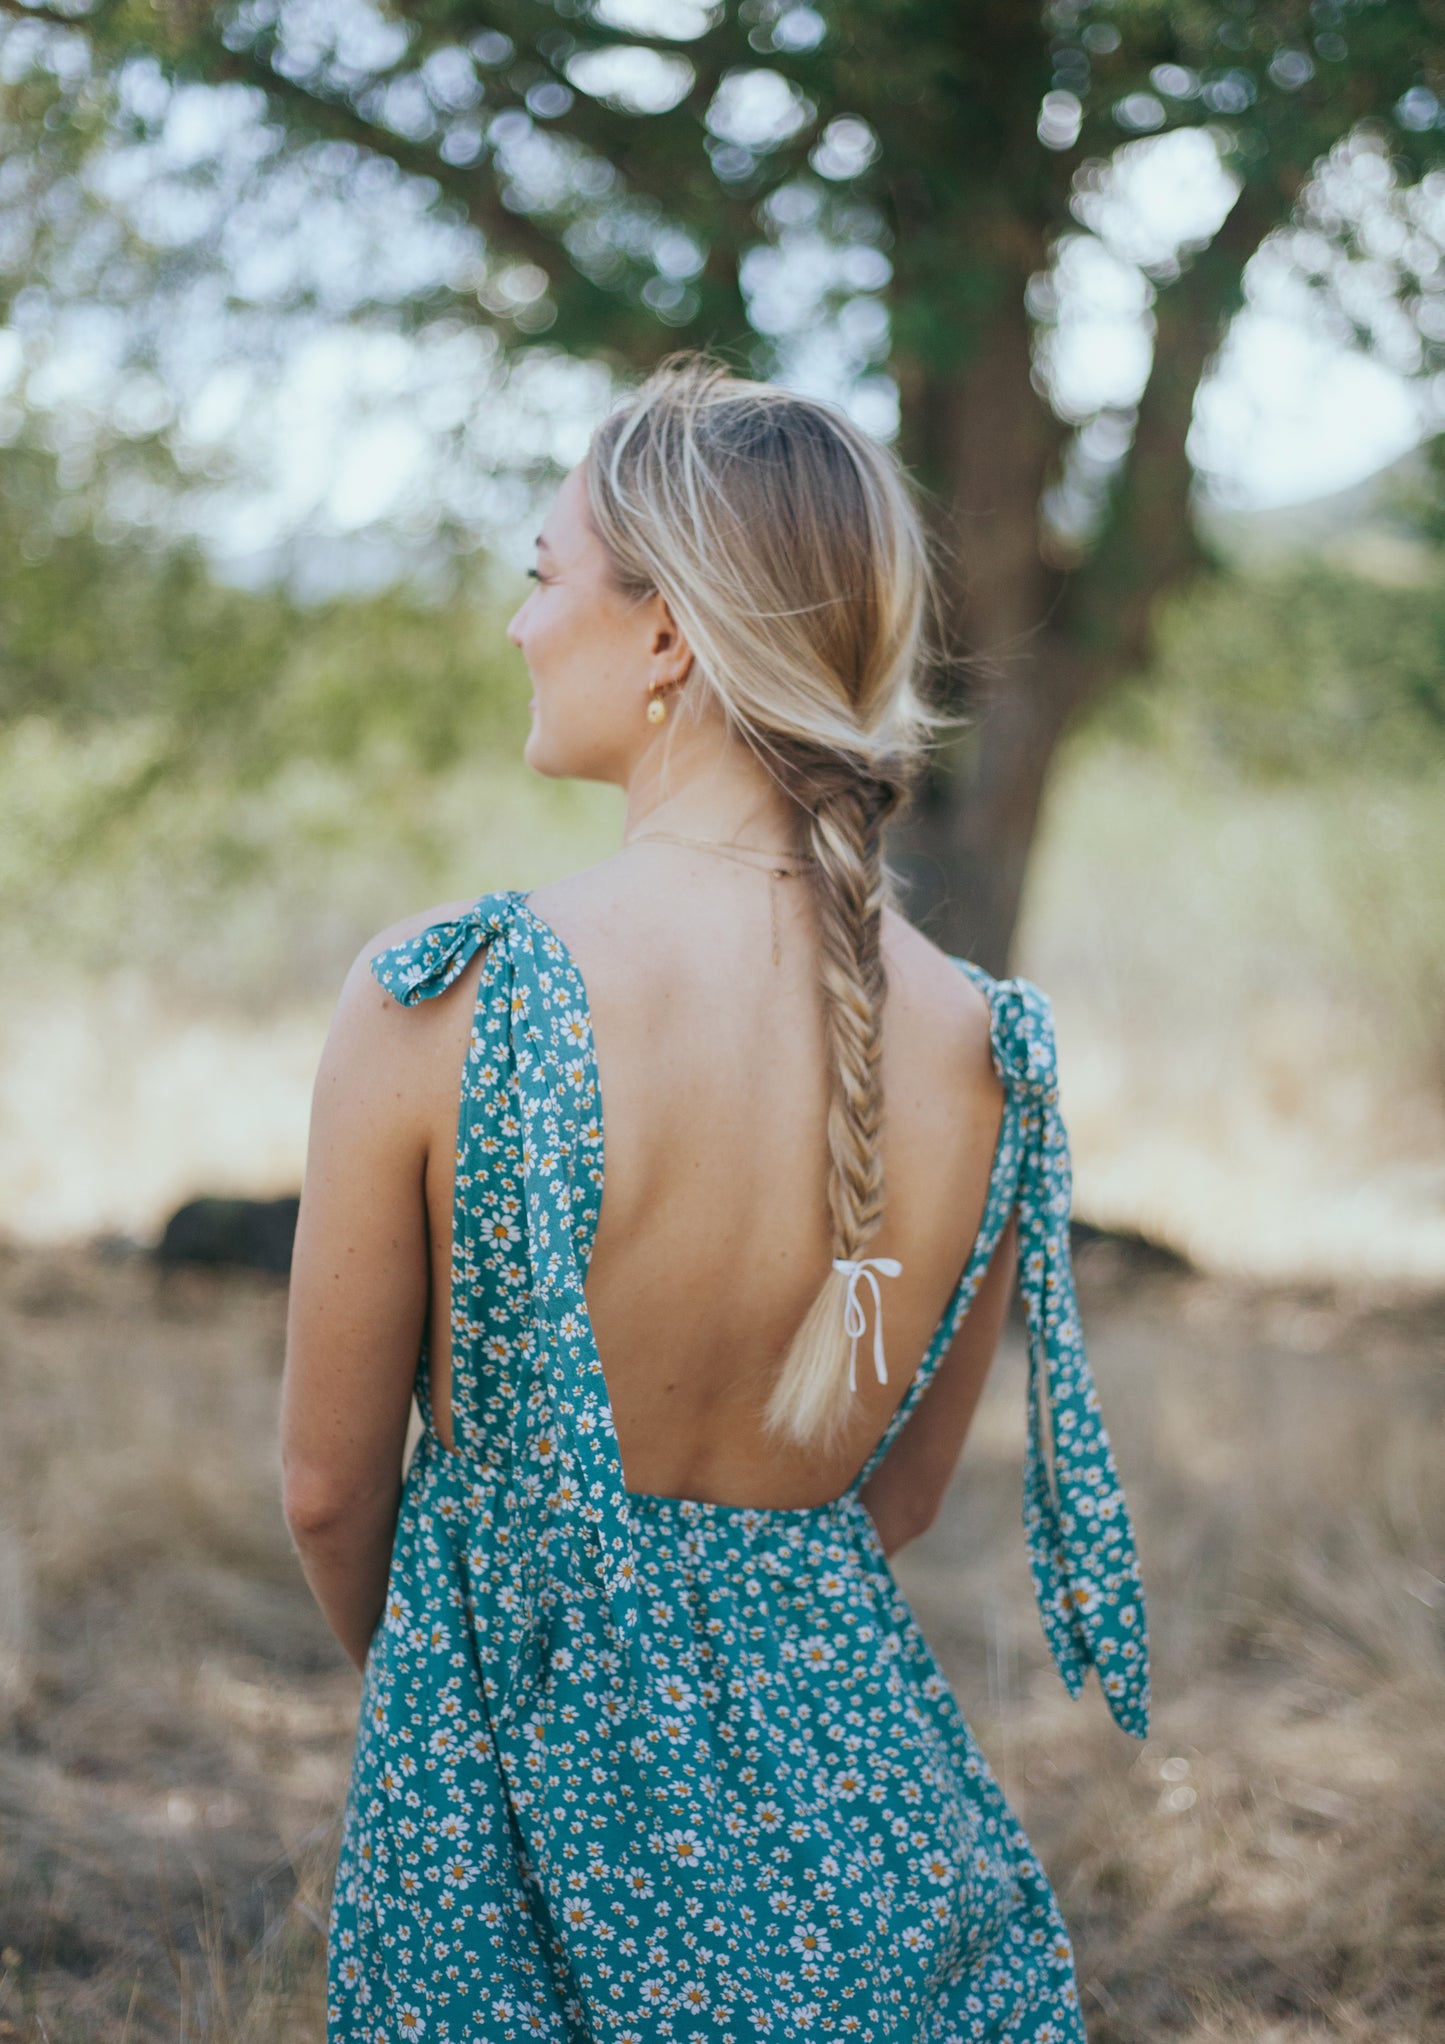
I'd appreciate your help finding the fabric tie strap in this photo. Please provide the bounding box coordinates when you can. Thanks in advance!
[974,966,1151,1741]
[369,896,516,1006]
[832,1255,903,1391]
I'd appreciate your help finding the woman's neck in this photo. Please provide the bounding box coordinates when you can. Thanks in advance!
[621,710,803,855]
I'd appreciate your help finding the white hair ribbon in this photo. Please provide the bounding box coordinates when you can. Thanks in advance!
[831,1256,904,1392]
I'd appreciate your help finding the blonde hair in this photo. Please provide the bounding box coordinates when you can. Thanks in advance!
[586,354,956,1452]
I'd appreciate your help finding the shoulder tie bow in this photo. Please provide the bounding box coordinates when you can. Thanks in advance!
[369,896,518,1007]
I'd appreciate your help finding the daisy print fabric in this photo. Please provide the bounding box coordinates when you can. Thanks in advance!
[326,889,1149,2042]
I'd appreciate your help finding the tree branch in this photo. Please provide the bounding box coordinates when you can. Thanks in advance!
[1054,182,1286,716]
[216,55,569,270]
[206,33,758,360]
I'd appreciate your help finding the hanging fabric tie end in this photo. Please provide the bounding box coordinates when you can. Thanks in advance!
[832,1256,903,1392]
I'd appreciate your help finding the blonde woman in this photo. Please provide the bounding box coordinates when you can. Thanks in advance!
[282,356,1149,2043]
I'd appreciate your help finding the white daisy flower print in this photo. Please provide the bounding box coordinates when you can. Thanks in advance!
[328,896,1146,2044]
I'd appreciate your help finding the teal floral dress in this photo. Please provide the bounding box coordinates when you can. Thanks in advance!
[326,889,1149,2043]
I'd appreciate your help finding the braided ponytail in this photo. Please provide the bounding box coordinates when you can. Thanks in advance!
[758,749,911,1446]
[586,354,959,1450]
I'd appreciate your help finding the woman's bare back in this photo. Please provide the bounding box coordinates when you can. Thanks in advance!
[396,854,1011,1510]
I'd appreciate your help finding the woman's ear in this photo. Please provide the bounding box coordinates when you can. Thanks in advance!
[646,594,695,688]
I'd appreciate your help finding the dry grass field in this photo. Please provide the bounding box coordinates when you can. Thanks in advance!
[0,1232,1440,2043]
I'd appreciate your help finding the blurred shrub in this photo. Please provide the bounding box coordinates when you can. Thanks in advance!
[0,447,602,997]
[1091,561,1445,780]
[2,440,528,772]
[1052,559,1445,1103]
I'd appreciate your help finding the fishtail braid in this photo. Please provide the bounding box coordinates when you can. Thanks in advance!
[762,742,912,1448]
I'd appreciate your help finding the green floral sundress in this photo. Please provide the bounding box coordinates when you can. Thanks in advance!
[326,889,1149,2043]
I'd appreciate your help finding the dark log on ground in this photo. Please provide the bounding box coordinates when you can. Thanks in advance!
[1069,1219,1194,1279]
[154,1196,300,1276]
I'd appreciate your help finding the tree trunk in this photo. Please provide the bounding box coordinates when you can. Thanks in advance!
[887,634,1084,975]
[890,190,1269,976]
[888,281,1072,973]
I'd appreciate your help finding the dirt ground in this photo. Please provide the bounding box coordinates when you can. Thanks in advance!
[0,1235,1441,2043]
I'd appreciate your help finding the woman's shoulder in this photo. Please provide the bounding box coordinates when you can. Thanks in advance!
[881,905,1001,1101]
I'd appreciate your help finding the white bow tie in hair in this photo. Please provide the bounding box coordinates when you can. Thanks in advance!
[832,1256,904,1393]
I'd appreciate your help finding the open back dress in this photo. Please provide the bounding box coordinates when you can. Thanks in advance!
[326,889,1150,2043]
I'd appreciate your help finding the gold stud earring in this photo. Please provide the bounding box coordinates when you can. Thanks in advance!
[646,693,667,724]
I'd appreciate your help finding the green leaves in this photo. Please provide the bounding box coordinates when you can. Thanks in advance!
[0,440,529,788]
[1096,556,1445,781]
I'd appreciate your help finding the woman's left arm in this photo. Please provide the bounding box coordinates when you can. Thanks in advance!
[281,946,433,1673]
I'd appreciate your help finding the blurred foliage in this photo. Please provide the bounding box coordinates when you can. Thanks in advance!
[6,0,1445,962]
[0,700,616,1002]
[1033,726,1445,1100]
[5,0,1442,376]
[1091,557,1445,780]
[1381,427,1445,550]
[5,1,1445,549]
[0,435,560,998]
[0,438,528,793]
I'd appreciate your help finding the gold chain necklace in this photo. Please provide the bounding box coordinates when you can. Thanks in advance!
[623,827,816,966]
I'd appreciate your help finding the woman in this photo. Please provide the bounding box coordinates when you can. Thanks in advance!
[282,356,1149,2043]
